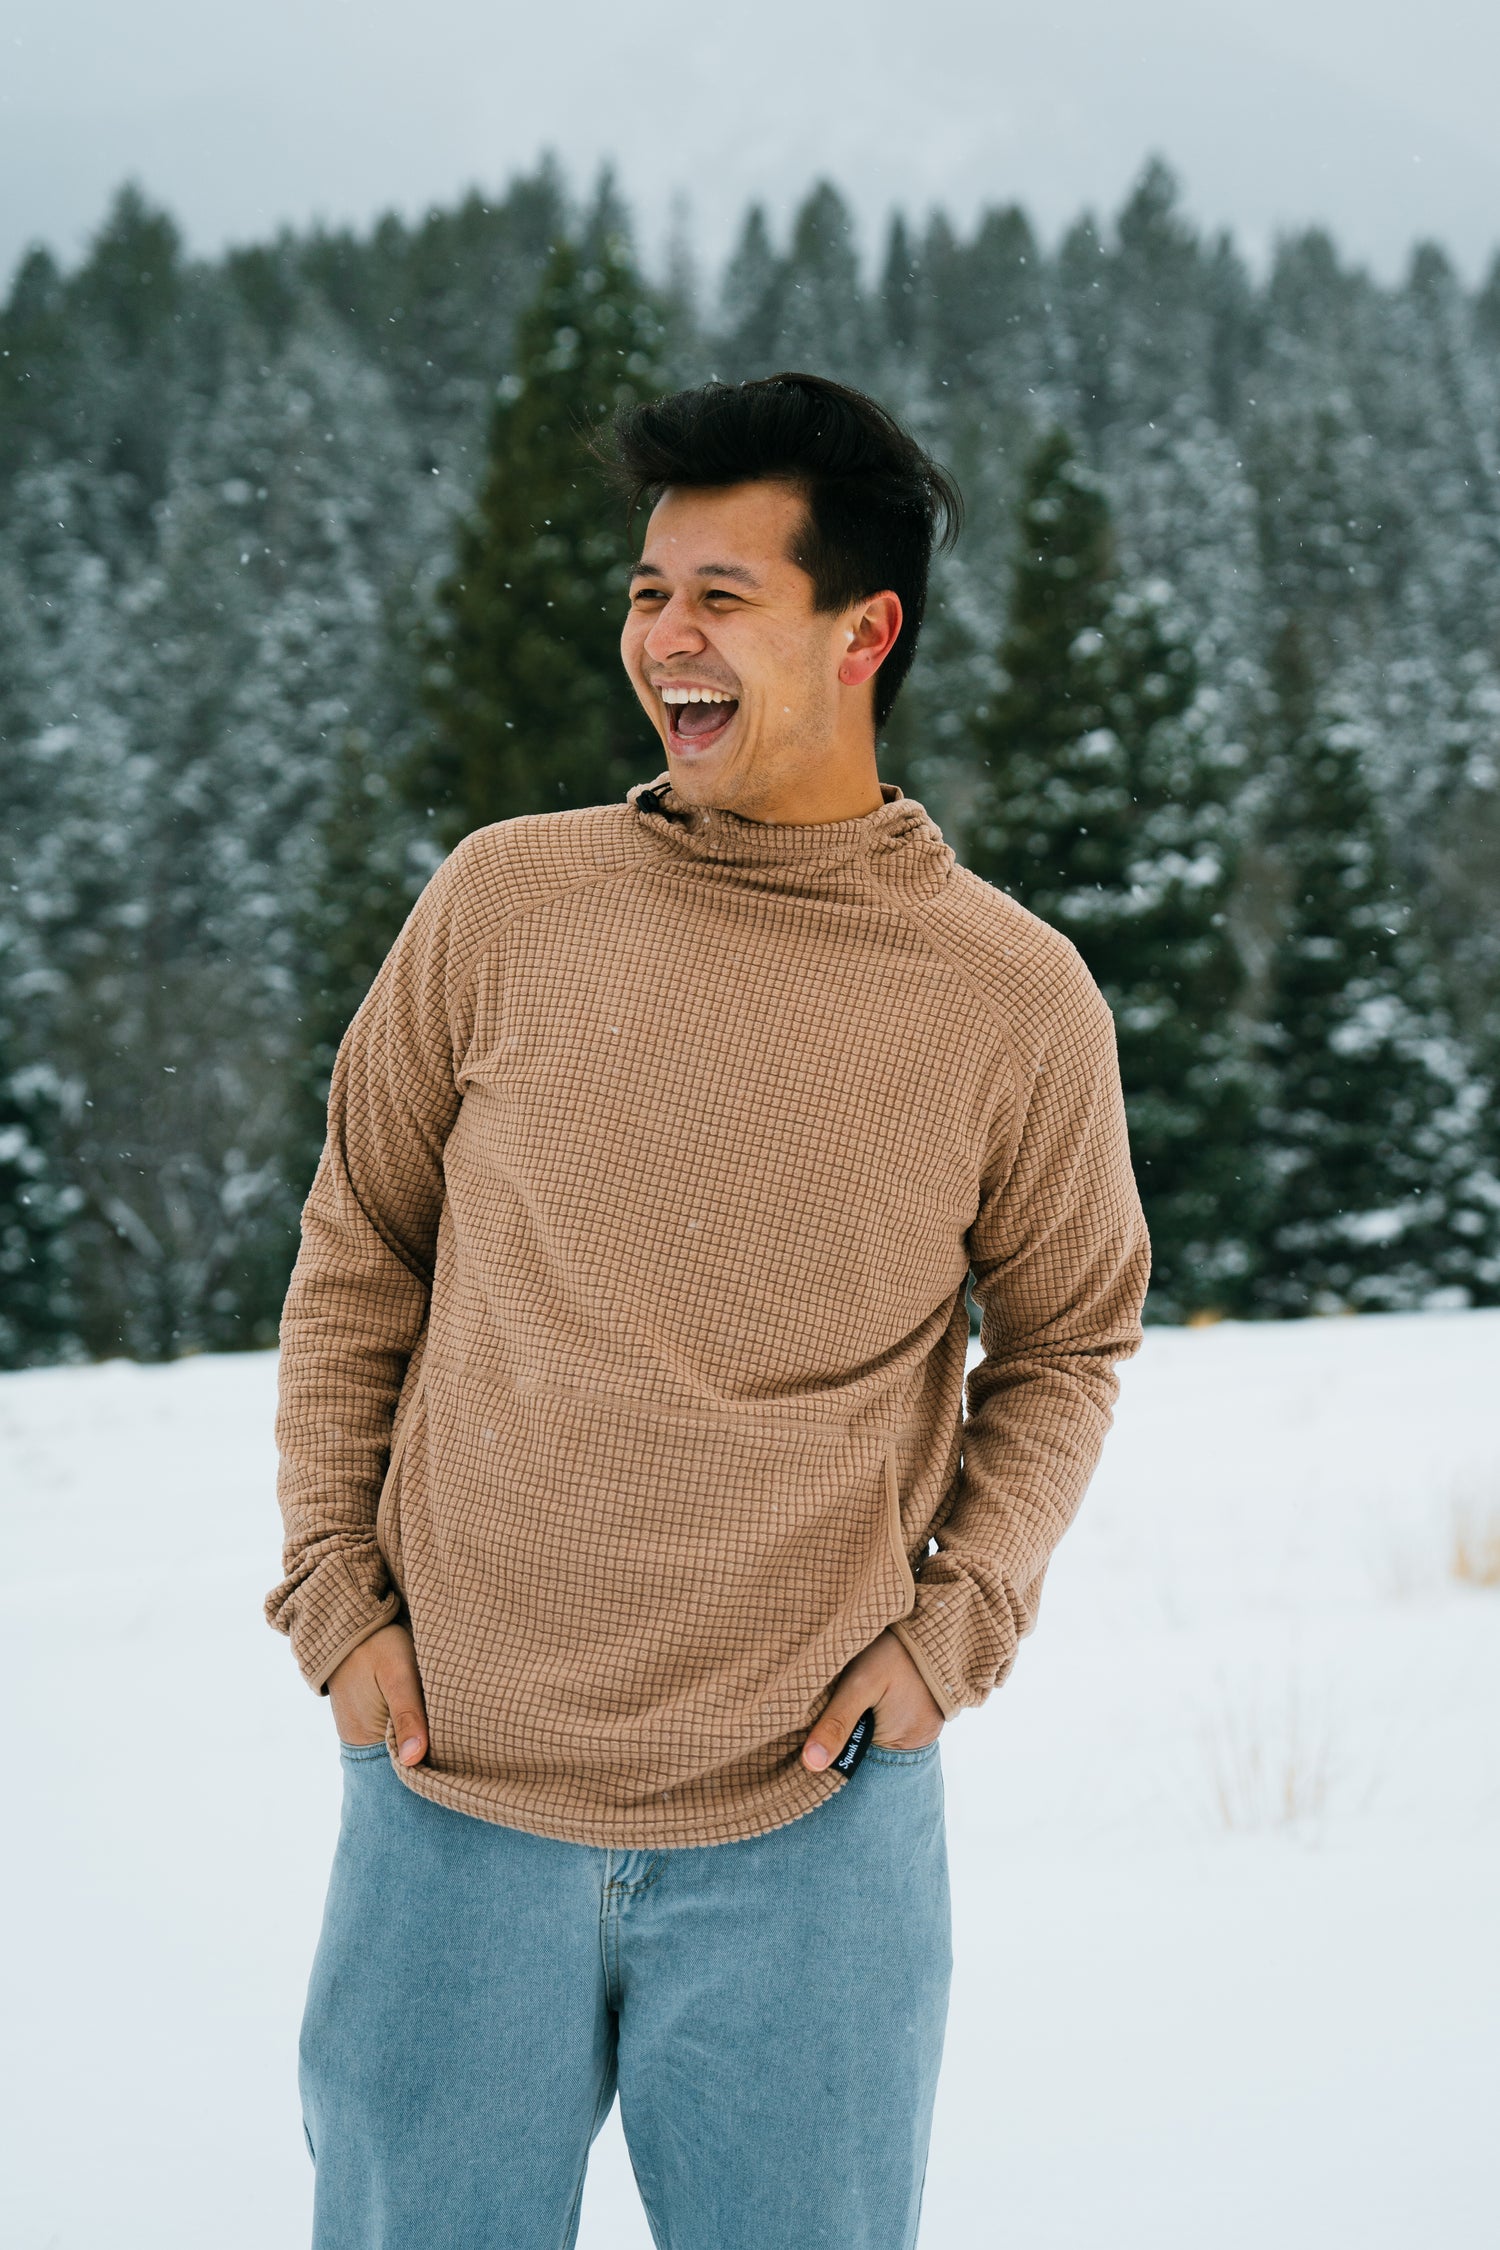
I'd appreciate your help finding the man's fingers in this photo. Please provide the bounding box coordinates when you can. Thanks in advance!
[391,1716,428,1766]
[802,1631,947,1770]
[376,1648,430,1766]
[802,1685,869,1771]
[328,1674,387,1747]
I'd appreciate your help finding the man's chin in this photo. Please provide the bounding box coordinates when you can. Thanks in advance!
[661,736,742,808]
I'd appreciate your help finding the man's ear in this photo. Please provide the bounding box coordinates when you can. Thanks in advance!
[838,593,902,688]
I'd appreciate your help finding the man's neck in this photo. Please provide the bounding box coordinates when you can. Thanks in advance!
[700,748,885,828]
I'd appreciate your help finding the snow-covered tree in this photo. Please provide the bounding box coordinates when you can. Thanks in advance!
[1252,626,1500,1312]
[967,429,1256,1316]
[291,721,423,1192]
[408,222,666,847]
[715,185,874,385]
[8,160,1500,1354]
[0,1055,77,1368]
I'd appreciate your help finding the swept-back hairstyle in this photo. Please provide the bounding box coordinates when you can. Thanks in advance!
[606,372,963,728]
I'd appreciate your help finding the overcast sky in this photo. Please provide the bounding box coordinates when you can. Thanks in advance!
[5,0,1500,292]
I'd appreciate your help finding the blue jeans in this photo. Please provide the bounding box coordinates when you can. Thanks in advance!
[301,1737,952,2249]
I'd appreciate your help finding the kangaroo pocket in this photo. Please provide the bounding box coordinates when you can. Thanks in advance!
[398,1361,917,1783]
[375,1390,420,1599]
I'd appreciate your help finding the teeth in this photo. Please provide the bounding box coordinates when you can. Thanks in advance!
[660,686,735,705]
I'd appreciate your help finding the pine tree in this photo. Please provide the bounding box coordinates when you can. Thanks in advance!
[1204,229,1260,429]
[1050,214,1114,447]
[714,185,873,384]
[718,205,781,374]
[1109,160,1212,427]
[1252,626,1500,1313]
[0,246,70,481]
[658,195,702,388]
[406,228,666,848]
[776,184,872,379]
[291,723,421,1189]
[879,216,920,358]
[967,429,1255,1317]
[1476,250,1500,352]
[286,160,567,470]
[10,161,1500,1364]
[0,1051,77,1368]
[0,460,155,1357]
[921,205,1042,397]
[0,549,79,1363]
[67,185,190,535]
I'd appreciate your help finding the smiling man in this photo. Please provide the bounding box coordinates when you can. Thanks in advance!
[269,372,1150,2249]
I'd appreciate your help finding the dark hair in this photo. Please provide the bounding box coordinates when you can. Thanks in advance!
[606,372,963,728]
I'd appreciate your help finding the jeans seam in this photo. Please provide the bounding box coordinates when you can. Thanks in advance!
[600,1874,621,2013]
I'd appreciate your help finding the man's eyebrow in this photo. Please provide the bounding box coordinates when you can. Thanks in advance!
[627,560,762,588]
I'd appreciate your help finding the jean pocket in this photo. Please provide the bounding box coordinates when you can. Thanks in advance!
[865,1738,941,1766]
[338,1739,390,1762]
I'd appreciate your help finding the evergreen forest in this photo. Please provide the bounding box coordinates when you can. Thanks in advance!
[4,159,1500,1363]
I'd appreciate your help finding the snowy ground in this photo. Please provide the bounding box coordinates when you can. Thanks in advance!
[3,1310,1497,2249]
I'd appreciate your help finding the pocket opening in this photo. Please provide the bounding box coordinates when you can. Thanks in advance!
[884,1437,917,1616]
[866,1739,940,1766]
[375,1369,425,1596]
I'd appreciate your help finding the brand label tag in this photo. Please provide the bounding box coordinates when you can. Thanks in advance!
[832,1707,877,1777]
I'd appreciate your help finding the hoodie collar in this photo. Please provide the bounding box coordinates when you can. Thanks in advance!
[627,773,954,896]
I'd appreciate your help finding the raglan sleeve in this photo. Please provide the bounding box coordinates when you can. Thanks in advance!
[889,948,1151,1718]
[263,846,472,1693]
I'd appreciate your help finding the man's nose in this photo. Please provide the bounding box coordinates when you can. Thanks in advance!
[642,594,706,662]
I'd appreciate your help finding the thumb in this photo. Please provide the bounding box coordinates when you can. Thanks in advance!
[803,1683,870,1772]
[377,1642,430,1767]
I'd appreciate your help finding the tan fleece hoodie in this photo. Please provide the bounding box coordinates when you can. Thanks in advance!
[267,777,1149,1847]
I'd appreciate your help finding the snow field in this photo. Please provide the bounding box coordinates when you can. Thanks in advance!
[1,1310,1497,2247]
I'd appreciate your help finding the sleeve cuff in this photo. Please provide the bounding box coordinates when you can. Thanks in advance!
[890,1570,1022,1718]
[304,1596,402,1695]
[889,1615,965,1720]
[265,1545,402,1694]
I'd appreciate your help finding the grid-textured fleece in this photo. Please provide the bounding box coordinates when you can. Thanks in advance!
[267,776,1150,1848]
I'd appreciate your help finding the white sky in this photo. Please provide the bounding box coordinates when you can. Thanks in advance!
[4,0,1500,291]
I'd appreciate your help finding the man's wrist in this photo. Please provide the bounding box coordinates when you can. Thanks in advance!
[311,1603,402,1696]
[888,1616,962,1721]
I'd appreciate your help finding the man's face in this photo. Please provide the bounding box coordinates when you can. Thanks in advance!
[621,479,867,814]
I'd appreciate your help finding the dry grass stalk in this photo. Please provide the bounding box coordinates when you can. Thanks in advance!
[1202,1682,1338,1834]
[1450,1497,1500,1588]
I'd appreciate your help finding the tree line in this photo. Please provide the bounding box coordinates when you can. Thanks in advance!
[3,159,1499,1362]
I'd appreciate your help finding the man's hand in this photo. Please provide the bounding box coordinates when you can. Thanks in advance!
[327,1623,429,1766]
[802,1628,945,1771]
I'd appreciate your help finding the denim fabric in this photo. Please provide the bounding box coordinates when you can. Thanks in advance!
[301,1738,952,2249]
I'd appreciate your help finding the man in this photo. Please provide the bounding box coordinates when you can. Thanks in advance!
[268,371,1150,2249]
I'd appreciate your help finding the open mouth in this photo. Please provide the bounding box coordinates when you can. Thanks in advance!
[659,684,739,754]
